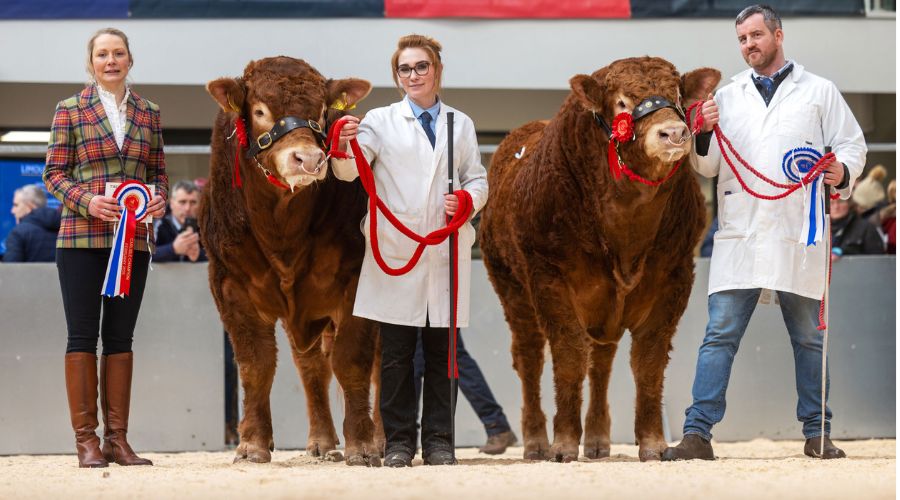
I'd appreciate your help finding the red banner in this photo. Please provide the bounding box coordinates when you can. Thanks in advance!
[385,0,630,18]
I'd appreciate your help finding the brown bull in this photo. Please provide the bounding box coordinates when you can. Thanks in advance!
[200,56,382,466]
[480,57,720,462]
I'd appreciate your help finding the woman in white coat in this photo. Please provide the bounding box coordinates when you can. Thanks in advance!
[334,34,488,467]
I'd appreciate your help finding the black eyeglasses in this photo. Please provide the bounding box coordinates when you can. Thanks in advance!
[397,61,431,79]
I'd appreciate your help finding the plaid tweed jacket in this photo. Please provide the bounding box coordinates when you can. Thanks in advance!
[43,85,168,251]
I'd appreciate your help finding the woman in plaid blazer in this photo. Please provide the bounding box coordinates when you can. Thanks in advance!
[43,28,168,468]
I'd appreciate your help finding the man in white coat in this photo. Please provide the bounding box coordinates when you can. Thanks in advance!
[662,4,867,461]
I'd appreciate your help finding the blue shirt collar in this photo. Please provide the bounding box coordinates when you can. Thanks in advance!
[752,60,793,81]
[407,96,441,122]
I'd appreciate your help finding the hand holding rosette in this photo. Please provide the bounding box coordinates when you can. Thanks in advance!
[101,180,153,297]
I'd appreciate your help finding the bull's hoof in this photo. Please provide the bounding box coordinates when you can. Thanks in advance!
[233,448,272,464]
[548,443,579,463]
[639,448,663,462]
[346,453,382,467]
[306,440,337,458]
[523,442,551,461]
[323,450,344,462]
[583,445,611,459]
[234,441,272,464]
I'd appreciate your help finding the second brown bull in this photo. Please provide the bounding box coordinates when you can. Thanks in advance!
[480,56,720,462]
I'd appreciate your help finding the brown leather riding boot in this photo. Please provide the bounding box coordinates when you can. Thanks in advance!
[65,352,108,468]
[100,353,153,466]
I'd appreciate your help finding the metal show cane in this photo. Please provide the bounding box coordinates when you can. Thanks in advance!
[820,148,832,457]
[447,111,458,461]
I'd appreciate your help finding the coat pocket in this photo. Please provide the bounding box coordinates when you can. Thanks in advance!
[716,178,751,239]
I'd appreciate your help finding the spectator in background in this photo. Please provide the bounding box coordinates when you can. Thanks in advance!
[851,165,888,227]
[830,195,884,262]
[153,180,205,262]
[4,185,60,262]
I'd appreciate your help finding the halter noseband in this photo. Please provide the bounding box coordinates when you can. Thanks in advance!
[246,116,328,158]
[594,95,685,136]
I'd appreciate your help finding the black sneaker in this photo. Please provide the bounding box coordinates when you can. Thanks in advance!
[384,449,413,467]
[661,434,715,461]
[423,449,457,465]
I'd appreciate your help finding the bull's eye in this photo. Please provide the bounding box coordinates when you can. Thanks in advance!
[254,109,265,118]
[616,100,627,111]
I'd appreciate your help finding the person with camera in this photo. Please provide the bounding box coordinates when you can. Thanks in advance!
[153,179,205,262]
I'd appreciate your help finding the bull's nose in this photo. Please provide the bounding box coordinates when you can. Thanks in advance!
[659,124,689,145]
[294,150,326,174]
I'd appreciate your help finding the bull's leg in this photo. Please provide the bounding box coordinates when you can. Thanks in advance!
[226,315,278,464]
[489,263,550,461]
[584,340,618,459]
[286,321,340,459]
[512,324,550,461]
[546,325,588,463]
[628,331,672,462]
[370,333,385,456]
[331,316,381,467]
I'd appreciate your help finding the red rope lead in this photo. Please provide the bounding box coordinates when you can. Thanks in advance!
[327,118,473,378]
[232,118,248,188]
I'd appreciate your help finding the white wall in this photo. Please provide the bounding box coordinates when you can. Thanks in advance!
[0,18,894,92]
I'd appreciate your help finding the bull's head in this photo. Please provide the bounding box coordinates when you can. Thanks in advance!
[207,57,371,191]
[570,57,720,179]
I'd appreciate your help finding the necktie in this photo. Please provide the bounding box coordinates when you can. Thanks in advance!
[418,112,436,148]
[757,76,775,104]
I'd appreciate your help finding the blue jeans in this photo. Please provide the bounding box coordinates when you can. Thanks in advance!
[414,331,512,437]
[683,289,832,440]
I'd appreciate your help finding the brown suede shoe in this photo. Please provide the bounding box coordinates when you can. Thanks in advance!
[804,436,846,459]
[661,434,715,461]
[478,430,518,455]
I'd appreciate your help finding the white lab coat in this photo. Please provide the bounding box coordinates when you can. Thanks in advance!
[332,98,488,327]
[693,63,867,299]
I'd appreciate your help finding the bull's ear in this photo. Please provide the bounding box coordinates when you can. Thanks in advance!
[206,78,245,113]
[327,78,372,111]
[569,74,604,111]
[681,68,721,108]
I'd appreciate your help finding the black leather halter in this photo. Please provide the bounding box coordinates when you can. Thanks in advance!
[594,95,685,137]
[246,116,327,158]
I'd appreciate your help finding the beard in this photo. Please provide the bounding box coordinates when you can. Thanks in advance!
[744,49,776,74]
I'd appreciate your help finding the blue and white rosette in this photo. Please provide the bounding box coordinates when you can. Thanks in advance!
[102,181,152,297]
[782,147,825,246]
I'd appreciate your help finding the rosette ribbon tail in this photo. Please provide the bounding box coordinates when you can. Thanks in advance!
[102,207,137,297]
[803,177,825,246]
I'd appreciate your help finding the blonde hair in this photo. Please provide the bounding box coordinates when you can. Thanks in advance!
[391,34,443,96]
[86,27,133,79]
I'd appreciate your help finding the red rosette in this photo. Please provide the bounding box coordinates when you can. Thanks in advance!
[612,112,634,143]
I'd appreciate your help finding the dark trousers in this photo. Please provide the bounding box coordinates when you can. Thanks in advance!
[380,320,456,456]
[57,248,150,355]
[415,332,511,437]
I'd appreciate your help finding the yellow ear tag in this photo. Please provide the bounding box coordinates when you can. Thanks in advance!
[227,95,240,113]
[330,92,356,111]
